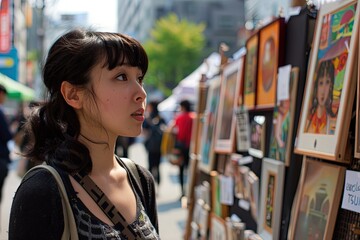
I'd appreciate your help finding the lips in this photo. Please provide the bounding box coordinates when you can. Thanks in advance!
[131,108,145,121]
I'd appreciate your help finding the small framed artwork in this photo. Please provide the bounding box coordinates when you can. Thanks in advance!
[258,158,285,240]
[200,75,221,173]
[249,115,266,158]
[214,53,245,153]
[288,156,346,240]
[248,171,259,222]
[235,106,251,152]
[295,0,359,162]
[243,32,259,109]
[256,17,285,109]
[269,66,299,166]
[209,213,227,240]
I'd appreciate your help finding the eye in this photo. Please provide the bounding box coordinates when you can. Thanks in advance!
[137,76,144,86]
[116,74,127,81]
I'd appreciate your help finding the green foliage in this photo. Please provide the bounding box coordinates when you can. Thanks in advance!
[144,13,205,96]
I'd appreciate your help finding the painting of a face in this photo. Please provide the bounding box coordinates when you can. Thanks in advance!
[317,70,332,107]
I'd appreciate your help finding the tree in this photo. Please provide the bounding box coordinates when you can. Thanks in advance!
[144,14,205,96]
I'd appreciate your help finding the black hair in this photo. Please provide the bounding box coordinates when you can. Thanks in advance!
[180,100,191,112]
[0,84,7,94]
[24,28,148,174]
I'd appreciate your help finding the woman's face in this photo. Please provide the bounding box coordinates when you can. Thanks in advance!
[80,60,147,139]
[317,70,332,107]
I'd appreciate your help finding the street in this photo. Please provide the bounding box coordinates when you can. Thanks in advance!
[0,142,187,239]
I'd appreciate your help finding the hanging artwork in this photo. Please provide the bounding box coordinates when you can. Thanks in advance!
[243,32,259,109]
[249,115,266,158]
[288,157,345,240]
[256,18,285,109]
[258,158,285,240]
[295,0,359,162]
[269,66,299,166]
[214,52,245,153]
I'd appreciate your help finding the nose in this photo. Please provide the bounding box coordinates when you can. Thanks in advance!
[135,82,147,103]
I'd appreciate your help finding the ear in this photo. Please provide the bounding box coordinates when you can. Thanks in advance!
[60,81,83,109]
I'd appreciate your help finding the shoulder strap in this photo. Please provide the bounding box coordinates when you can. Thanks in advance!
[22,164,78,240]
[120,157,142,191]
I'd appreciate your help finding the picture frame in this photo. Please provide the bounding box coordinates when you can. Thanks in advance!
[258,158,285,240]
[214,53,245,153]
[209,213,227,240]
[288,156,346,240]
[235,105,251,152]
[256,17,285,109]
[249,115,266,158]
[199,75,222,173]
[269,66,299,166]
[248,171,259,222]
[243,32,259,110]
[295,0,359,162]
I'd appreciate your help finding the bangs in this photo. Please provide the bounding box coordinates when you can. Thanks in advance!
[96,32,148,74]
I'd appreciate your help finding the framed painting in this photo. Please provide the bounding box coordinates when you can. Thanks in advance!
[199,75,221,173]
[258,158,285,240]
[269,66,299,166]
[288,156,346,240]
[295,0,359,162]
[249,115,266,159]
[209,213,227,240]
[256,17,285,109]
[243,32,259,109]
[214,53,245,153]
[248,171,259,222]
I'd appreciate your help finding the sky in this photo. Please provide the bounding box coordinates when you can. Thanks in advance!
[45,0,117,32]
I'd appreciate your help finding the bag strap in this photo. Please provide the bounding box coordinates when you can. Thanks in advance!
[72,169,138,239]
[22,164,78,240]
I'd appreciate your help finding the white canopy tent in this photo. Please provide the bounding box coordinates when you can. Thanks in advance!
[158,52,221,116]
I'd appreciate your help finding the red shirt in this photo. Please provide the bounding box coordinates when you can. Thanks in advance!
[174,112,194,148]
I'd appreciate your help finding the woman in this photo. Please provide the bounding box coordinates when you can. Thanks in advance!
[306,59,336,134]
[9,29,159,239]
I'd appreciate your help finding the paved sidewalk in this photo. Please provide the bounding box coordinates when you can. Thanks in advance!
[0,142,187,239]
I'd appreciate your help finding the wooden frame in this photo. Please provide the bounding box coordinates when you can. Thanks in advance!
[256,17,285,109]
[288,156,346,240]
[209,213,227,240]
[214,54,245,153]
[258,158,285,240]
[244,32,259,109]
[269,66,299,166]
[295,0,359,162]
[199,75,221,172]
[248,171,259,222]
[249,115,266,158]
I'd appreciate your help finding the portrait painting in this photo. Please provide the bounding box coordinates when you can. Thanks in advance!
[269,67,299,166]
[288,157,345,240]
[243,32,259,109]
[295,0,359,162]
[214,54,244,153]
[256,18,285,109]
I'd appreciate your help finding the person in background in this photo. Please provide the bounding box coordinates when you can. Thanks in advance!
[115,136,135,158]
[0,84,12,203]
[9,28,159,239]
[167,99,194,198]
[143,101,166,186]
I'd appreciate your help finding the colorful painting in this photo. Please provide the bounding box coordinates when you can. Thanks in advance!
[295,0,359,162]
[269,67,299,166]
[256,18,285,109]
[249,115,266,158]
[289,157,345,240]
[244,33,259,109]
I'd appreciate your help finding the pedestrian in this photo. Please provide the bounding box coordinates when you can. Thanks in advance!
[9,28,160,239]
[167,99,194,198]
[115,136,135,158]
[143,101,166,186]
[0,84,12,203]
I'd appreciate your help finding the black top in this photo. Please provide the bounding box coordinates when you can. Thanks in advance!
[9,159,159,239]
[0,107,12,162]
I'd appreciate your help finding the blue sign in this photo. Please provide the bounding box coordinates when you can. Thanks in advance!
[0,47,18,80]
